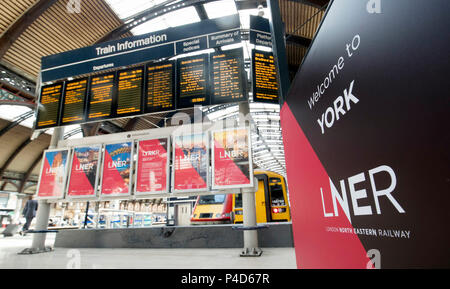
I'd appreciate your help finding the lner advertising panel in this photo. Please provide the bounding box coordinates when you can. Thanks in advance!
[212,128,253,189]
[135,137,170,196]
[281,0,450,268]
[100,142,133,198]
[172,133,209,193]
[36,149,70,200]
[67,145,101,199]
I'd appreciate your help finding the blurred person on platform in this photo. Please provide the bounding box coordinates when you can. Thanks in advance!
[20,195,38,235]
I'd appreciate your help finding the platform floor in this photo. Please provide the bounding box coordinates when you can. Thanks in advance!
[0,234,297,269]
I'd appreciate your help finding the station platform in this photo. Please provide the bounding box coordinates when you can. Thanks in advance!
[0,234,296,269]
[54,223,294,249]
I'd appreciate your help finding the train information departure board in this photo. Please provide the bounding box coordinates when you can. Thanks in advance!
[36,83,63,129]
[177,54,209,108]
[146,61,175,113]
[60,78,88,125]
[87,73,116,120]
[210,48,247,104]
[116,67,144,116]
[252,50,279,104]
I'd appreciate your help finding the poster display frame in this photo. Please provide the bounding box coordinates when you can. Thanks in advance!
[211,127,254,190]
[99,140,134,199]
[35,148,71,200]
[171,131,210,194]
[134,136,171,197]
[65,144,102,201]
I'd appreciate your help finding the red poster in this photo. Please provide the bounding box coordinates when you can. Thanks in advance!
[37,149,69,199]
[135,138,169,195]
[212,128,253,189]
[67,146,100,198]
[173,133,208,192]
[100,142,132,197]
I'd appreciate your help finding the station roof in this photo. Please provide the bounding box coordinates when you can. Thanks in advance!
[0,0,328,194]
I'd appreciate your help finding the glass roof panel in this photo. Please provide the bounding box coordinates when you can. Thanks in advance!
[163,6,201,27]
[105,0,167,20]
[0,105,34,128]
[204,0,238,19]
[131,17,169,35]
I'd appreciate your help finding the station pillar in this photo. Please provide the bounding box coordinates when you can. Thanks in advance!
[25,127,64,253]
[240,178,262,257]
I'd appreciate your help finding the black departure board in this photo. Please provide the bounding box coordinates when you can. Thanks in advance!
[177,54,209,108]
[116,67,144,116]
[36,83,63,129]
[252,50,279,104]
[61,78,88,125]
[210,48,247,104]
[146,61,175,113]
[87,73,116,120]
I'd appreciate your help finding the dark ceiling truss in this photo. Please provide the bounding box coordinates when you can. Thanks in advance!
[17,151,43,194]
[63,126,83,139]
[288,0,329,9]
[1,171,38,183]
[0,180,18,191]
[0,65,36,100]
[0,110,34,138]
[285,33,311,47]
[0,137,33,182]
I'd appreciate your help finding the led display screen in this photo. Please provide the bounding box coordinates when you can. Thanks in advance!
[177,55,209,108]
[36,83,63,129]
[210,48,247,105]
[146,61,175,113]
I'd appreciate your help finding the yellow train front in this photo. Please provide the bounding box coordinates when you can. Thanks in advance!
[190,170,290,225]
[232,170,291,224]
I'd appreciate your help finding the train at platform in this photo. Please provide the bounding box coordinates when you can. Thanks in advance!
[190,170,291,225]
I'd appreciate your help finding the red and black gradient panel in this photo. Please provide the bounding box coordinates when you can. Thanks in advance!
[136,138,169,194]
[67,146,101,198]
[281,0,450,268]
[212,128,252,188]
[173,133,209,192]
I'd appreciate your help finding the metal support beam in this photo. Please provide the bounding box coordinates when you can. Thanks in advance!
[123,118,139,131]
[288,0,329,9]
[285,33,312,47]
[235,0,267,10]
[99,121,125,134]
[17,152,42,194]
[0,0,58,59]
[194,3,209,20]
[81,122,101,137]
[267,0,291,105]
[0,110,34,138]
[0,136,33,182]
